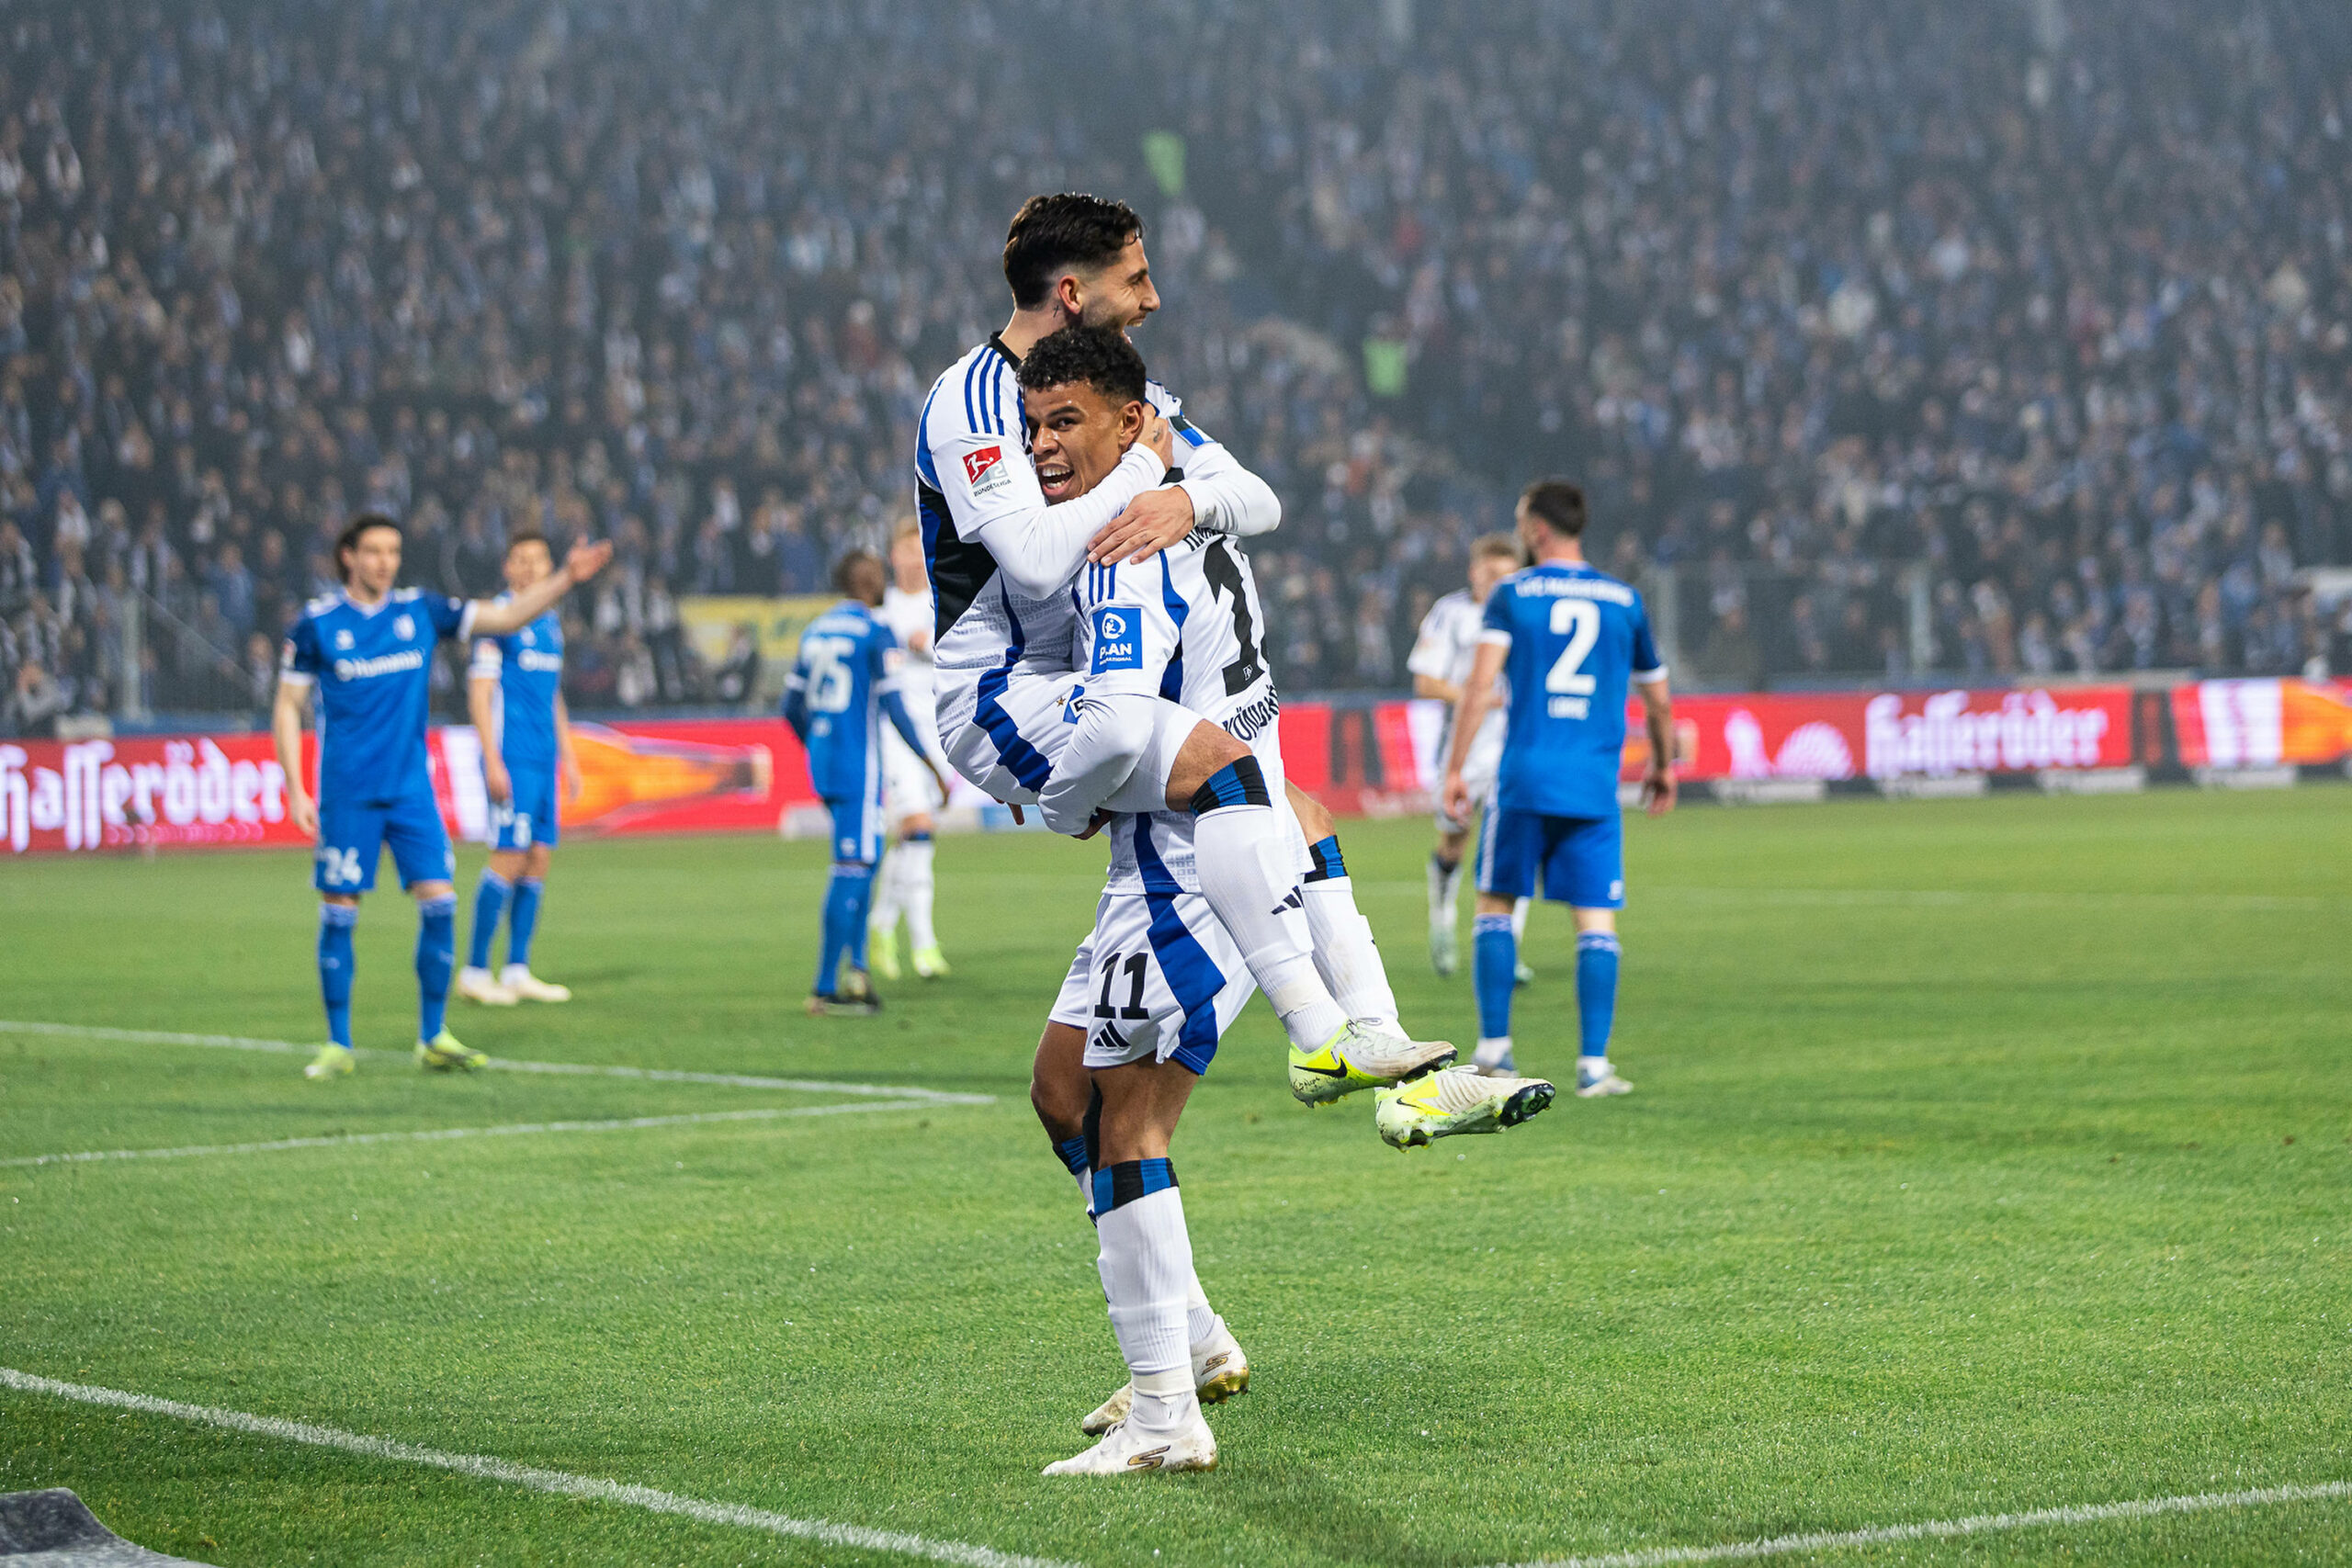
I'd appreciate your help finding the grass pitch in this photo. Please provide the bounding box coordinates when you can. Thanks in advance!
[2,789,2347,1567]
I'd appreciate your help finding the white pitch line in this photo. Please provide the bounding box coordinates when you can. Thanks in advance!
[1,1100,934,1168]
[1484,1479,2352,1568]
[0,1368,1077,1568]
[0,1020,993,1104]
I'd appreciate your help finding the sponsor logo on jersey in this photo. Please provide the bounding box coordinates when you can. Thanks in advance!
[1221,689,1283,742]
[963,445,1011,497]
[1090,606,1143,673]
[333,649,427,682]
[515,649,565,673]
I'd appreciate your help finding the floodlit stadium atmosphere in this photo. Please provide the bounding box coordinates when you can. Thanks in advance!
[1,0,2348,1564]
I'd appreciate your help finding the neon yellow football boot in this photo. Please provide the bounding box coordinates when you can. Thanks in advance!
[867,923,901,982]
[1287,1023,1455,1105]
[1374,1065,1556,1149]
[303,1044,356,1080]
[415,1031,489,1072]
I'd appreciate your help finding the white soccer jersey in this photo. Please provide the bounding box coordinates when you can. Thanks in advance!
[877,584,935,716]
[1412,587,1507,781]
[914,336,1281,715]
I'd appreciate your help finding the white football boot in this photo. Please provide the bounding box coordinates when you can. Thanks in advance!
[1081,1319,1250,1436]
[1576,1066,1634,1098]
[456,966,519,1006]
[500,964,571,1002]
[1043,1409,1217,1476]
[1374,1065,1557,1148]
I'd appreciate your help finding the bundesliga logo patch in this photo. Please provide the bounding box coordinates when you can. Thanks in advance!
[1091,605,1143,673]
[963,445,1010,498]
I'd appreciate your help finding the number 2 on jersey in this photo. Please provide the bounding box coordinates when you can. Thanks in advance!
[1546,599,1600,695]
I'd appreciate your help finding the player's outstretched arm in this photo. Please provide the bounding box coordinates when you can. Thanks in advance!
[469,540,613,637]
[270,676,316,838]
[1442,639,1509,825]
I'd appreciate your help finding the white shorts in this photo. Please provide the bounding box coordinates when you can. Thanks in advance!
[1049,888,1258,1076]
[1434,720,1504,836]
[881,727,944,824]
[939,667,1193,816]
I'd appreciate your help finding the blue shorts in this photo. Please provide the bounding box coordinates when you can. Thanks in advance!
[1476,807,1623,908]
[315,783,454,894]
[826,792,885,865]
[489,763,560,852]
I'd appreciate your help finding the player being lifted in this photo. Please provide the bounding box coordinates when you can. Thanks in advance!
[783,549,946,1016]
[1442,480,1675,1096]
[917,193,1444,1113]
[865,518,951,982]
[1017,329,1558,1477]
[457,528,579,1008]
[274,513,611,1080]
[1410,534,1533,979]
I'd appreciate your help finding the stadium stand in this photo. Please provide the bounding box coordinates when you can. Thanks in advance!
[0,0,2346,731]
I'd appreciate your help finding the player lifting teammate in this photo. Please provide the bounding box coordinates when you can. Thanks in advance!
[1443,480,1676,1096]
[273,513,611,1079]
[916,193,1447,1115]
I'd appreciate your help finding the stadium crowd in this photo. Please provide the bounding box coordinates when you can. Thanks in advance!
[1,0,2348,731]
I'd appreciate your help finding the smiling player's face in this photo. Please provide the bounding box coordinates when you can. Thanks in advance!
[1023,381,1146,504]
[1071,237,1160,331]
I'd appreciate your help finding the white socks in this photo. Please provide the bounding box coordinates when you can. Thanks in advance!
[1078,1156,1223,1356]
[1097,1185,1198,1429]
[1429,852,1464,927]
[1302,875,1399,1032]
[868,849,902,936]
[1512,897,1530,942]
[1193,796,1347,1050]
[899,839,937,950]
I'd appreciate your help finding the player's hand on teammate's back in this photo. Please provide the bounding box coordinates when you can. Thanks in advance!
[1073,807,1114,840]
[563,538,615,583]
[484,757,512,805]
[1089,485,1195,565]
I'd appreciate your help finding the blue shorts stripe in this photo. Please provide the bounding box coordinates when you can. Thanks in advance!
[1132,819,1226,1075]
[1157,555,1189,703]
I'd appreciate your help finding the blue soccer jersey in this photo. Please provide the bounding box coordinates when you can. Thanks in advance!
[469,600,565,771]
[282,588,473,803]
[1480,561,1664,819]
[786,601,905,804]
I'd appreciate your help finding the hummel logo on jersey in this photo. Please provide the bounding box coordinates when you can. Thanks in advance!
[1091,605,1143,673]
[963,444,1011,497]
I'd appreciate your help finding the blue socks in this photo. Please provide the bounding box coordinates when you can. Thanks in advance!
[816,863,875,994]
[416,894,457,1041]
[1577,931,1622,1068]
[1473,911,1517,1042]
[318,904,356,1048]
[509,878,543,968]
[468,870,510,969]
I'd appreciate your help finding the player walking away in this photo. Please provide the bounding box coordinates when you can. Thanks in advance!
[783,549,945,1017]
[1014,334,1557,1477]
[458,529,578,1008]
[273,513,611,1080]
[865,518,950,982]
[1442,480,1675,1098]
[919,194,1451,1112]
[1412,534,1533,980]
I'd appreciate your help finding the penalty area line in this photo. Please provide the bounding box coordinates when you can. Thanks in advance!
[1485,1479,2352,1568]
[0,1019,993,1104]
[1,1100,935,1168]
[0,1368,1081,1568]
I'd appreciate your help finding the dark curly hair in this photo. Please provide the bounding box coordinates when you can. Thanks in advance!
[1002,194,1144,310]
[1015,324,1148,408]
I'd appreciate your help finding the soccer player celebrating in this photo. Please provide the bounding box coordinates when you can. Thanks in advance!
[274,513,611,1080]
[1017,330,1557,1476]
[1442,480,1676,1097]
[458,528,578,1008]
[918,193,1449,1107]
[865,518,951,982]
[783,548,946,1017]
[1410,534,1533,978]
